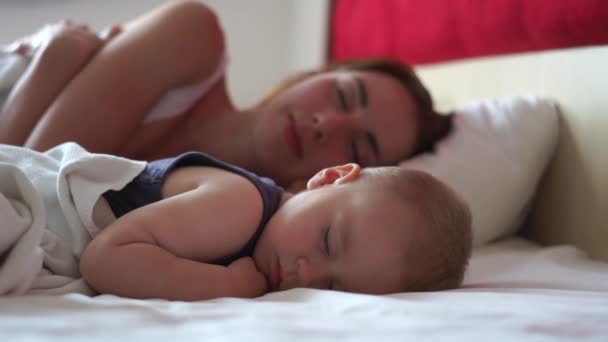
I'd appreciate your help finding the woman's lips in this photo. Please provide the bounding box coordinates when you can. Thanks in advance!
[271,256,283,291]
[285,113,303,159]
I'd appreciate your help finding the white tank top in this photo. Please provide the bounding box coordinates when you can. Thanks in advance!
[143,52,228,124]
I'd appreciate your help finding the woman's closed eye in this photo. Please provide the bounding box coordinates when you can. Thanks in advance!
[336,81,364,165]
[336,84,352,113]
[351,141,361,165]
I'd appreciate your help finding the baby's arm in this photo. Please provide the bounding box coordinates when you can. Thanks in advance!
[80,167,268,301]
[0,22,119,146]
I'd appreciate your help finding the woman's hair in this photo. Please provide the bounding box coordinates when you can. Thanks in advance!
[258,57,452,158]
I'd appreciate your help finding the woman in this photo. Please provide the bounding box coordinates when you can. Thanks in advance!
[0,0,450,189]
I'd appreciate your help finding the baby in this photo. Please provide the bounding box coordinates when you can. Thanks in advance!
[0,142,471,299]
[78,151,472,300]
[1,23,472,300]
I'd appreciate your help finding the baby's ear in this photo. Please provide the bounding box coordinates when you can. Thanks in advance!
[307,163,361,190]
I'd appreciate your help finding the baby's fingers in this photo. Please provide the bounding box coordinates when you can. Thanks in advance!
[251,268,270,296]
[228,257,269,297]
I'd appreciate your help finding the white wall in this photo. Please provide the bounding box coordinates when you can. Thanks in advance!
[288,0,330,74]
[0,0,329,107]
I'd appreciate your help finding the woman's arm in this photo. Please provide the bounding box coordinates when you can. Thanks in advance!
[25,0,225,154]
[0,23,116,146]
[80,167,268,301]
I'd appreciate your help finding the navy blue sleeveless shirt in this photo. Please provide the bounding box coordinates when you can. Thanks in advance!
[102,152,283,266]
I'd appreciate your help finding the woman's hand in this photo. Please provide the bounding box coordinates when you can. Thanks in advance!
[39,22,104,73]
[34,21,122,70]
[5,20,122,59]
[0,21,122,146]
[227,257,269,298]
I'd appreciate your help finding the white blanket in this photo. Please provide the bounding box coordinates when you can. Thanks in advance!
[0,143,145,295]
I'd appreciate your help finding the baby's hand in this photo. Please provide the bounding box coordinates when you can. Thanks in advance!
[227,257,269,298]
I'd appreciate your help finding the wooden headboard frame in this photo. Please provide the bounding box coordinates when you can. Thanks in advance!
[415,46,608,261]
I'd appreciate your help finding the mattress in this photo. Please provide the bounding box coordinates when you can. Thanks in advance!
[2,237,607,341]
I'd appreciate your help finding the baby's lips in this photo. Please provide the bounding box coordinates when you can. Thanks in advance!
[270,256,283,291]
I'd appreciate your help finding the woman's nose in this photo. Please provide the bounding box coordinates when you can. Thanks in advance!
[312,111,362,142]
[297,257,327,288]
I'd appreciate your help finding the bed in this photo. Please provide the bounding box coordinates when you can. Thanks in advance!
[1,0,608,340]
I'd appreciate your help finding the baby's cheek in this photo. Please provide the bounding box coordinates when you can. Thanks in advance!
[287,230,316,251]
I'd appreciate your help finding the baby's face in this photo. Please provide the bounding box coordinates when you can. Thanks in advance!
[253,181,422,294]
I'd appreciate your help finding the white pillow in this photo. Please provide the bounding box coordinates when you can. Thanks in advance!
[400,95,559,247]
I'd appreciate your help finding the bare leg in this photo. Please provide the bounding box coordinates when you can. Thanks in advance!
[0,22,121,146]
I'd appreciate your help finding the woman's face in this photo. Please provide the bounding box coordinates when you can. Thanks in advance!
[252,70,420,187]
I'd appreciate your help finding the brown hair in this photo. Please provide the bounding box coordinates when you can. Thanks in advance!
[362,167,472,292]
[258,57,452,158]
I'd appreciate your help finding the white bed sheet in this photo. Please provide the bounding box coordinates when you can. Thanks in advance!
[1,237,607,341]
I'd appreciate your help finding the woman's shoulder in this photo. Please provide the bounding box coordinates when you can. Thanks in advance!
[137,0,225,84]
[157,0,224,46]
[156,0,220,26]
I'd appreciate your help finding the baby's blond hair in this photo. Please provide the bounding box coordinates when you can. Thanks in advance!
[359,167,472,292]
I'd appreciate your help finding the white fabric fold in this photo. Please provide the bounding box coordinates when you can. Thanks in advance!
[0,143,146,295]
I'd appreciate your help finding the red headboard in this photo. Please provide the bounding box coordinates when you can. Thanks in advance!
[331,0,608,65]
